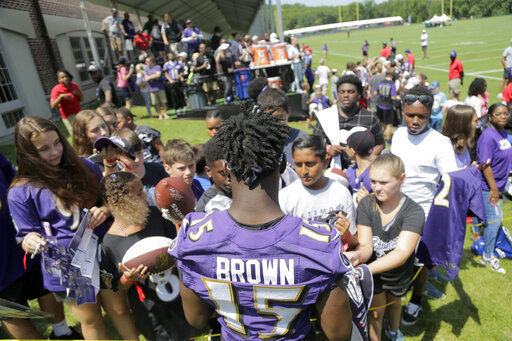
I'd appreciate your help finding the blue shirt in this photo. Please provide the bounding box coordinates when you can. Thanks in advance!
[431,91,447,119]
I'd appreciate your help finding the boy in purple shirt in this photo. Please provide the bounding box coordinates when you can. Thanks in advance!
[311,84,332,110]
[181,19,203,53]
[170,111,355,340]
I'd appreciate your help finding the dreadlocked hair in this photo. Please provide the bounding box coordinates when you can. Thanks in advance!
[214,109,289,190]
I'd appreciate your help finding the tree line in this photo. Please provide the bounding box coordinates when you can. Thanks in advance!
[279,0,512,30]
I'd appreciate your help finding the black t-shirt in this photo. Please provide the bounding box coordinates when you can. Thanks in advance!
[219,55,234,74]
[195,53,216,76]
[100,223,192,340]
[356,195,424,288]
[211,35,221,51]
[142,162,177,239]
[97,76,119,107]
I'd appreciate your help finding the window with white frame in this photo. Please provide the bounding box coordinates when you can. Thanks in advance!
[69,36,111,82]
[0,48,24,130]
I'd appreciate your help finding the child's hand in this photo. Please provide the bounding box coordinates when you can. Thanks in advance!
[355,185,370,204]
[22,232,47,254]
[334,211,350,240]
[88,206,109,229]
[119,263,150,282]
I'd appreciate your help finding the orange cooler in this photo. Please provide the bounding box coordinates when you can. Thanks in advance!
[271,43,288,62]
[252,45,270,66]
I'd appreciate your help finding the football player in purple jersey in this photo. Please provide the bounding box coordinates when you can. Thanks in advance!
[8,117,110,340]
[170,110,354,340]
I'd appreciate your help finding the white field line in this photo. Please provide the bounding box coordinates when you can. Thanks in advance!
[415,65,502,80]
[430,57,501,67]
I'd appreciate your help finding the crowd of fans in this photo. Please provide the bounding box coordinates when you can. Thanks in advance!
[2,8,512,341]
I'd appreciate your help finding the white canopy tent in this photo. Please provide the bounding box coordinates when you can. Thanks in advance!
[425,13,452,24]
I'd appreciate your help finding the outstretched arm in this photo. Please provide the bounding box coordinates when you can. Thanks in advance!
[180,279,214,329]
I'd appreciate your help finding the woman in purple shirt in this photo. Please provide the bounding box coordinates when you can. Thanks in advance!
[476,103,512,274]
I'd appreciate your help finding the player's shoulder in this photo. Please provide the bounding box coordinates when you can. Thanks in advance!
[296,218,342,251]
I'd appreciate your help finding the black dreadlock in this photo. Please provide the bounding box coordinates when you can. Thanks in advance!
[214,110,289,190]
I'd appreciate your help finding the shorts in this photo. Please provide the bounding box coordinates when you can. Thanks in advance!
[118,86,131,100]
[503,67,512,80]
[150,89,167,105]
[0,265,49,309]
[449,78,461,92]
[363,51,368,56]
[422,45,427,51]
[376,107,395,125]
[153,41,165,52]
[110,36,123,52]
[373,273,412,298]
[202,80,218,93]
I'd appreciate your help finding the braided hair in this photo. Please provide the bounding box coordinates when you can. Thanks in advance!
[214,109,289,189]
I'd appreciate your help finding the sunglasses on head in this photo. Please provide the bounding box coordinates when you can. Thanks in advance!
[404,94,433,105]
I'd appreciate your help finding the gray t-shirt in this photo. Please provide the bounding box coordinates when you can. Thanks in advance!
[357,195,424,287]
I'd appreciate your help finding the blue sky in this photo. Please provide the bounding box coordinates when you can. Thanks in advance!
[280,0,387,6]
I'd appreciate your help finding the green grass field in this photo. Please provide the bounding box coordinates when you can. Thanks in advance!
[2,15,512,340]
[303,15,512,102]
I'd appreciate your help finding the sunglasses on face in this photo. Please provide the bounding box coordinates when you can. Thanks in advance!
[404,94,433,105]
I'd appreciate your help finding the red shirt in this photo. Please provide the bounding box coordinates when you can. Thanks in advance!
[380,46,391,58]
[449,58,464,80]
[134,33,152,50]
[503,82,512,103]
[50,82,82,119]
[407,53,415,69]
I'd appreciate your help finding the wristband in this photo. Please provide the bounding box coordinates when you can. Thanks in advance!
[342,233,351,252]
[105,163,118,169]
[122,274,137,285]
[326,144,331,154]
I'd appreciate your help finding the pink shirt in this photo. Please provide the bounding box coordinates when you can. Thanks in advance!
[117,66,129,88]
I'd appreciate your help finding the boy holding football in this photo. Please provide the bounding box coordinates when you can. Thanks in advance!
[163,139,205,201]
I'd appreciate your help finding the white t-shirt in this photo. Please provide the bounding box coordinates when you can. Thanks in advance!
[464,95,482,118]
[503,46,512,69]
[420,33,428,46]
[444,99,462,111]
[279,178,357,235]
[315,65,330,86]
[391,127,458,216]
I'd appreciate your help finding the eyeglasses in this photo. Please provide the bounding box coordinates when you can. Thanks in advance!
[404,94,433,105]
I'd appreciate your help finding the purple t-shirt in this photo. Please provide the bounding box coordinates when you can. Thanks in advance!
[8,158,103,291]
[144,64,165,92]
[312,95,331,110]
[477,127,512,191]
[169,210,352,340]
[346,164,372,195]
[163,60,183,81]
[182,27,201,52]
[0,153,27,291]
[455,149,471,168]
[417,167,486,278]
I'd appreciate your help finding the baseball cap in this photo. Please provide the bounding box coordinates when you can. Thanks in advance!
[347,130,375,156]
[422,29,426,33]
[314,84,322,89]
[395,54,404,61]
[382,42,387,45]
[450,50,457,57]
[339,127,367,146]
[111,8,117,13]
[178,51,188,58]
[94,136,136,160]
[405,76,420,90]
[428,80,440,90]
[186,19,192,24]
[405,49,411,53]
[219,43,230,50]
[88,64,99,72]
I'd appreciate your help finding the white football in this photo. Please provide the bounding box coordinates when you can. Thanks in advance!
[121,236,175,274]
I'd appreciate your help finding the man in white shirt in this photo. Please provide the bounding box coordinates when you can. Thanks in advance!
[315,59,330,95]
[420,29,428,60]
[101,8,126,60]
[498,38,512,98]
[391,85,458,326]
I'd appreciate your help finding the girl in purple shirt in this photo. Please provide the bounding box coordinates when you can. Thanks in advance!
[476,103,512,274]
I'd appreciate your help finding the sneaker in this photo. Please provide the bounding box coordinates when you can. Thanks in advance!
[480,256,506,274]
[497,93,503,99]
[428,269,453,284]
[424,281,446,299]
[49,327,82,340]
[385,325,405,341]
[401,301,422,326]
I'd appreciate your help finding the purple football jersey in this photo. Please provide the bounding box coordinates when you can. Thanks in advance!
[417,167,486,278]
[8,158,103,291]
[170,210,352,340]
[346,164,372,195]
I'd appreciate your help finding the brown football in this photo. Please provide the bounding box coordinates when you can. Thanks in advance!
[154,177,196,223]
[121,237,175,274]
